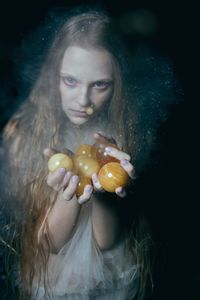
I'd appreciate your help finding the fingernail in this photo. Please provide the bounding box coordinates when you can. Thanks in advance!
[58,168,66,174]
[116,187,123,193]
[64,171,71,180]
[85,185,93,193]
[105,147,112,153]
[43,148,49,156]
[72,175,79,183]
[121,159,128,166]
[92,173,98,182]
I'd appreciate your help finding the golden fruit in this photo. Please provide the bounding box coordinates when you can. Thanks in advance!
[92,142,119,166]
[76,176,91,197]
[98,162,129,193]
[74,155,100,178]
[75,144,96,158]
[48,153,74,172]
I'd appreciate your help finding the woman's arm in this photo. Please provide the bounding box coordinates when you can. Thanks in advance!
[47,188,81,254]
[90,133,134,251]
[45,165,93,254]
[47,198,81,253]
[45,138,134,253]
[91,193,121,251]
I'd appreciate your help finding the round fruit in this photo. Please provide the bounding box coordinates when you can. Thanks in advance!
[76,176,91,197]
[75,144,96,158]
[92,142,119,166]
[98,162,129,193]
[48,153,74,172]
[74,155,100,178]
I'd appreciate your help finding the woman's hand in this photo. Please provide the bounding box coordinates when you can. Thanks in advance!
[92,132,135,198]
[44,148,93,204]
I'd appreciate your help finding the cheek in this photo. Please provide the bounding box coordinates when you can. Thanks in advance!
[59,84,76,106]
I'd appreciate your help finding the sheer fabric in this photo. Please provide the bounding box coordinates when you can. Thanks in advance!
[33,202,139,300]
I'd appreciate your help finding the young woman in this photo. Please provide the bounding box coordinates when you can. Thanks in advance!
[1,7,177,300]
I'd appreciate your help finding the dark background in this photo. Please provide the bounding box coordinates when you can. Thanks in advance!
[0,0,198,299]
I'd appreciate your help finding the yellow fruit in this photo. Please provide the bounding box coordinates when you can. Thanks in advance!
[48,153,74,172]
[75,144,96,158]
[74,155,100,178]
[92,142,119,166]
[98,162,129,193]
[76,176,91,197]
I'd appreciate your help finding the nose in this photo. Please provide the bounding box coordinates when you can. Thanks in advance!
[78,86,91,107]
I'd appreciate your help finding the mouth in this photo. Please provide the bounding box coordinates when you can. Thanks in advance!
[69,109,89,118]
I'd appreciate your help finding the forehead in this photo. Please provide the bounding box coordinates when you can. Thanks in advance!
[60,46,113,80]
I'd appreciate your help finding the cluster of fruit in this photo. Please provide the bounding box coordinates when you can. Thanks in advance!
[48,143,129,195]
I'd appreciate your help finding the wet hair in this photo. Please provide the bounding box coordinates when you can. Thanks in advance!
[0,6,180,300]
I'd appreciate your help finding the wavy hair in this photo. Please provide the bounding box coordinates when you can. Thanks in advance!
[0,7,172,300]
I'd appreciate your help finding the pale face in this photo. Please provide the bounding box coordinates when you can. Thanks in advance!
[59,46,114,125]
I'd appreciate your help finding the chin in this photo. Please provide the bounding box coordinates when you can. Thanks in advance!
[68,116,89,126]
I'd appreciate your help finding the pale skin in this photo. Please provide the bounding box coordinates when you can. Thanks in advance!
[44,46,134,253]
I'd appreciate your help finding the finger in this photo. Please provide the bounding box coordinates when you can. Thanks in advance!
[62,175,79,201]
[78,185,93,204]
[47,168,66,189]
[120,160,135,179]
[52,171,73,192]
[91,173,104,192]
[60,171,72,189]
[43,148,57,159]
[115,187,127,198]
[105,147,131,161]
[93,132,117,145]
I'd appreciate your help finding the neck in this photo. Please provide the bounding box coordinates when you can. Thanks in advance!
[62,114,109,152]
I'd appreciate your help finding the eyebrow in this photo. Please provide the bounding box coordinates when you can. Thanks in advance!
[60,72,113,83]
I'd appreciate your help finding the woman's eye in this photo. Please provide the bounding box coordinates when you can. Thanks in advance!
[93,81,110,90]
[62,77,77,87]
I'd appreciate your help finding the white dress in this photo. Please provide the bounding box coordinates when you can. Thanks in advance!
[31,122,140,299]
[33,201,140,300]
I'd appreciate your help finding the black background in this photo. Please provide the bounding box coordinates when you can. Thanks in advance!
[0,1,199,299]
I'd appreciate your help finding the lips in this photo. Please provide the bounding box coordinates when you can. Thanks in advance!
[69,109,89,118]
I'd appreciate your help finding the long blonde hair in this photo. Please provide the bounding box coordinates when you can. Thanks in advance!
[1,8,153,299]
